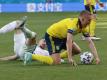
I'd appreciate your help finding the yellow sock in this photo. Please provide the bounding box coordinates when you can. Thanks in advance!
[60,50,68,59]
[89,20,96,36]
[32,54,53,65]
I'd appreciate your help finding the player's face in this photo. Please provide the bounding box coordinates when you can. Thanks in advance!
[84,17,91,26]
[81,15,91,27]
[38,39,46,49]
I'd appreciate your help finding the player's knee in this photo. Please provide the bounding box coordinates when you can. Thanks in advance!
[51,54,61,64]
[77,49,82,54]
[73,48,82,55]
[78,48,82,54]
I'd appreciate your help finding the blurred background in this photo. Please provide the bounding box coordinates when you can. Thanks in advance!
[0,0,106,12]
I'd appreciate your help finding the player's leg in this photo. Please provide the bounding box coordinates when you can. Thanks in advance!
[14,29,26,60]
[89,14,101,40]
[60,50,68,59]
[19,25,38,65]
[0,16,27,34]
[84,5,101,40]
[32,54,53,65]
[0,29,25,61]
[60,41,81,58]
[24,51,53,65]
[0,20,18,34]
[0,54,18,61]
[72,42,81,55]
[88,5,97,38]
[20,25,37,39]
[45,33,61,64]
[89,5,101,40]
[89,17,96,37]
[22,27,37,47]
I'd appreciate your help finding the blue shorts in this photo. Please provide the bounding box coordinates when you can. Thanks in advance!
[85,5,96,14]
[45,33,66,55]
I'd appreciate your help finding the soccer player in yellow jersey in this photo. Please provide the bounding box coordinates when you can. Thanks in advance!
[45,11,100,66]
[83,0,104,40]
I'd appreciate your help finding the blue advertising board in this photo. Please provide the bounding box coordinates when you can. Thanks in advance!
[0,2,107,12]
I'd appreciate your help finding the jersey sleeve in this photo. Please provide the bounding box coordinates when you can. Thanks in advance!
[67,18,78,34]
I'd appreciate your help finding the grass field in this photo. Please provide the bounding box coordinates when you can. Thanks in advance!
[0,12,107,80]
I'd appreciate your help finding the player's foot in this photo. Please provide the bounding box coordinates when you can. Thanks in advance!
[24,52,32,65]
[90,36,101,40]
[18,16,27,28]
[31,32,37,38]
[81,36,101,41]
[61,59,65,63]
[81,36,86,40]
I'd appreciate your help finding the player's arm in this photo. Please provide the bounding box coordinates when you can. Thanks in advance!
[66,30,77,66]
[66,33,73,62]
[85,36,100,64]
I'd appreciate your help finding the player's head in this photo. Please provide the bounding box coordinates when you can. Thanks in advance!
[38,39,46,49]
[79,10,92,28]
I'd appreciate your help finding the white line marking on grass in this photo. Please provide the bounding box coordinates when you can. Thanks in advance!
[96,22,107,28]
[97,27,107,28]
[96,22,107,26]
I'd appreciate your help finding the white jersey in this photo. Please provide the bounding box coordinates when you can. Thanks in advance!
[14,32,49,59]
[33,46,49,56]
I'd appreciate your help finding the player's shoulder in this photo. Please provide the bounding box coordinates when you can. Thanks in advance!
[70,18,79,24]
[72,18,78,21]
[62,18,78,22]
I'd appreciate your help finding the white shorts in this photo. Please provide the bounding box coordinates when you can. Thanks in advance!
[33,46,49,56]
[14,32,26,58]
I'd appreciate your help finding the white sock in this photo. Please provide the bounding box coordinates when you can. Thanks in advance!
[22,27,37,38]
[0,21,18,34]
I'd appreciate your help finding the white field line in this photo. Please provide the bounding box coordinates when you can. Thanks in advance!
[97,22,107,25]
[97,27,107,28]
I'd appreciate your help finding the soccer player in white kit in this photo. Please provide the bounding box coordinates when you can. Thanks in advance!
[0,16,49,61]
[0,16,65,65]
[0,17,27,60]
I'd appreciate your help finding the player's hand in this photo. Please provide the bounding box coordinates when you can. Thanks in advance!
[95,58,100,64]
[99,2,104,7]
[68,59,77,66]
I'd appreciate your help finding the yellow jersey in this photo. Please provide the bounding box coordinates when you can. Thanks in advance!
[84,0,96,5]
[47,18,89,39]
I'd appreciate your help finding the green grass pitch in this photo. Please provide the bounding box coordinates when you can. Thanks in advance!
[0,12,107,80]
